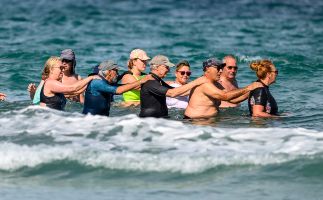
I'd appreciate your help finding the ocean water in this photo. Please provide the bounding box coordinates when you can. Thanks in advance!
[1,0,323,199]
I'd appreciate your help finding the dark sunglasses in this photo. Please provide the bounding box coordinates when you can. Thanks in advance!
[271,70,278,75]
[226,66,238,70]
[178,71,192,76]
[209,65,224,71]
[62,59,73,64]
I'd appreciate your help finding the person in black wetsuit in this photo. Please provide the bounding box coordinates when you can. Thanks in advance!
[248,59,279,117]
[40,56,99,111]
[139,55,207,118]
[82,60,153,116]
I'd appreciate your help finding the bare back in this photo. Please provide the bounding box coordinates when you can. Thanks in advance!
[184,82,221,118]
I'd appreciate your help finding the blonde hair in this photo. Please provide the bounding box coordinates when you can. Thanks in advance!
[250,59,275,80]
[42,56,61,80]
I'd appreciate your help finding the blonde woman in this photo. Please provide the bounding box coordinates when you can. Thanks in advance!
[248,60,279,117]
[121,49,150,106]
[40,56,98,110]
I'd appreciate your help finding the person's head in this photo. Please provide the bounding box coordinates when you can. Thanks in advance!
[149,55,175,78]
[46,56,64,80]
[222,55,238,80]
[175,60,191,85]
[127,49,150,73]
[203,58,225,82]
[98,60,120,83]
[250,59,278,85]
[60,49,76,75]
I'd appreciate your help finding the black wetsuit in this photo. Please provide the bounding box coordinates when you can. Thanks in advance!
[248,80,278,116]
[40,82,67,111]
[139,73,173,118]
[82,75,117,116]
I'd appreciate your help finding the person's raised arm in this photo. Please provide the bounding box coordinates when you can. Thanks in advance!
[204,81,263,101]
[116,74,153,94]
[49,75,99,94]
[166,76,207,97]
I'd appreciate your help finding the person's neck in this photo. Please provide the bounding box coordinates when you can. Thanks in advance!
[63,70,73,77]
[150,71,162,79]
[205,75,215,83]
[259,78,270,86]
[131,67,142,77]
[174,79,184,86]
[220,76,236,84]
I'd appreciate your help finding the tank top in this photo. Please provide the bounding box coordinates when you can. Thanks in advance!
[40,81,67,110]
[166,82,189,109]
[122,74,145,102]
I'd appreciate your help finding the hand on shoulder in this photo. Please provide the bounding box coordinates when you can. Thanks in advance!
[248,82,264,91]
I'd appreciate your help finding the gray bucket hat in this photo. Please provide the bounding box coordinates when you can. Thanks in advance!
[60,49,75,61]
[98,60,120,76]
[149,55,175,67]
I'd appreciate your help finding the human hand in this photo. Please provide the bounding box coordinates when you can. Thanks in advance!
[194,76,208,85]
[248,82,263,91]
[140,74,154,83]
[27,83,36,93]
[0,92,6,101]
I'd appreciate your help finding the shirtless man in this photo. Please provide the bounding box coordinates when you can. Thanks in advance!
[184,58,263,119]
[217,55,245,108]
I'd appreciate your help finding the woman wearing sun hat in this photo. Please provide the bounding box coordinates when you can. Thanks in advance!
[121,49,150,106]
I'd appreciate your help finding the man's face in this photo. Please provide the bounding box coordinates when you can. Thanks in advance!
[105,69,119,83]
[206,65,223,82]
[157,65,170,78]
[61,59,73,72]
[222,57,238,80]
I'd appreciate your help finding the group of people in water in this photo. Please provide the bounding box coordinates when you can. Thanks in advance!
[1,48,279,119]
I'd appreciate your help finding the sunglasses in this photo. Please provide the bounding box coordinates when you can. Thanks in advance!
[226,66,238,70]
[271,70,278,75]
[178,71,192,76]
[62,59,73,64]
[209,65,224,71]
[54,66,65,71]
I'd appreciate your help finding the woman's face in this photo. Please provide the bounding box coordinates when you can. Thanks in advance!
[133,58,147,72]
[51,61,64,80]
[268,66,278,84]
[175,65,191,85]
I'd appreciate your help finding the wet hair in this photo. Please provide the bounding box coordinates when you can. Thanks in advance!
[250,59,275,80]
[222,54,236,63]
[42,56,61,80]
[176,60,190,71]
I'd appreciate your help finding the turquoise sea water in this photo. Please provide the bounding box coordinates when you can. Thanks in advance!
[1,0,323,199]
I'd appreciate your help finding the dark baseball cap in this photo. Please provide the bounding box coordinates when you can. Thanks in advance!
[203,58,226,71]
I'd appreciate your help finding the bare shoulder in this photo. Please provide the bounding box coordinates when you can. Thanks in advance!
[76,74,82,80]
[122,74,137,84]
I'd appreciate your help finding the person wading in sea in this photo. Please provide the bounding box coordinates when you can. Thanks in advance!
[184,58,263,119]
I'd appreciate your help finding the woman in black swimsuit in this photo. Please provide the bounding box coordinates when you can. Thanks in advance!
[40,56,98,110]
[248,59,279,117]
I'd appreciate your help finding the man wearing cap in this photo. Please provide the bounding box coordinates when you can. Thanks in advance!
[82,60,152,116]
[139,55,207,118]
[184,58,263,119]
[218,55,244,108]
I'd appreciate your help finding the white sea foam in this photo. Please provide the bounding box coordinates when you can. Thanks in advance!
[1,107,323,173]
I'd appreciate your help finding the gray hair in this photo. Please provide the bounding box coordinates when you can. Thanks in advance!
[150,64,159,71]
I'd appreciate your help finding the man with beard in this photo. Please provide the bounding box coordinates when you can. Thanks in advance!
[82,60,152,116]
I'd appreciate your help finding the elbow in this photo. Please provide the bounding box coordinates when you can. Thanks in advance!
[166,90,176,97]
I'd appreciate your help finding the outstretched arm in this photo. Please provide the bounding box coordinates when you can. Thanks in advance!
[166,76,207,97]
[204,82,263,101]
